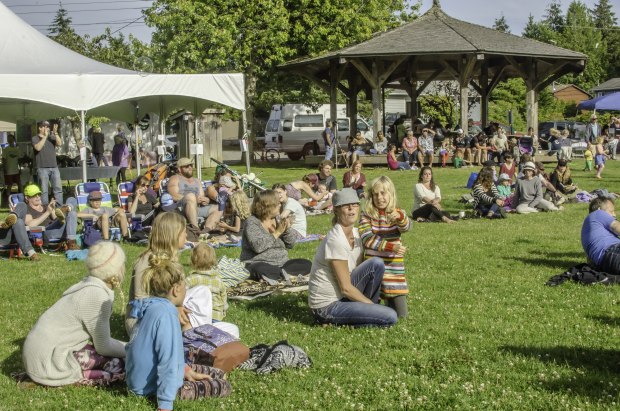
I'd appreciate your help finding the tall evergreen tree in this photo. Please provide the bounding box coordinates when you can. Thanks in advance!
[591,0,617,29]
[48,3,86,53]
[493,14,510,33]
[544,0,565,33]
[591,0,620,78]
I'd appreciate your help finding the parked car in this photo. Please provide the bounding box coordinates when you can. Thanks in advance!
[538,121,586,149]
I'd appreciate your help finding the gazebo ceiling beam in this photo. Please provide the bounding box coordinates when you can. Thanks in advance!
[439,59,459,81]
[504,55,528,79]
[487,64,507,94]
[378,56,407,85]
[417,67,444,95]
[459,55,477,85]
[469,80,483,95]
[292,67,350,96]
[349,58,378,89]
[535,60,568,87]
[535,65,577,93]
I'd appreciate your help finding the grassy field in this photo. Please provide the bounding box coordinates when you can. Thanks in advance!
[2,159,620,410]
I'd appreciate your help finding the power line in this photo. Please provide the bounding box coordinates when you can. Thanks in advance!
[110,15,146,35]
[30,17,146,27]
[14,6,148,15]
[8,0,151,7]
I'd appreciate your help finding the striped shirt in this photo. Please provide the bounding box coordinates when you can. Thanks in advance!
[359,209,411,297]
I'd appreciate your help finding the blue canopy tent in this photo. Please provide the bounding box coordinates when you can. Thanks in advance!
[577,92,620,111]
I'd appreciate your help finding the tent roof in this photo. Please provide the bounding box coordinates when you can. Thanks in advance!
[0,2,132,75]
[282,4,586,68]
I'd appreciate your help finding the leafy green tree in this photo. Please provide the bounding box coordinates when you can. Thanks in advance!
[493,14,510,33]
[143,0,413,141]
[489,79,527,131]
[85,29,150,71]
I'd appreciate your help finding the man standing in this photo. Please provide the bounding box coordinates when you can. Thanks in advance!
[581,197,620,274]
[31,120,63,205]
[167,157,221,231]
[322,120,335,161]
[585,113,600,144]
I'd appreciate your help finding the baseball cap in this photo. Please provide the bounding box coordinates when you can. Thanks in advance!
[177,157,193,167]
[24,184,42,197]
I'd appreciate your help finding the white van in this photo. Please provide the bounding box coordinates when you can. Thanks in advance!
[264,104,373,160]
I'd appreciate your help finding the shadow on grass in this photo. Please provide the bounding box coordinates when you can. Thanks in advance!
[510,256,572,270]
[531,250,586,260]
[243,292,315,325]
[0,338,25,378]
[589,315,620,328]
[501,345,620,400]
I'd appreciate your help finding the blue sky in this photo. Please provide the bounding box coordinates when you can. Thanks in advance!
[3,0,615,43]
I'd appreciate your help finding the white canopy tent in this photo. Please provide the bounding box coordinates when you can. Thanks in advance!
[0,1,246,181]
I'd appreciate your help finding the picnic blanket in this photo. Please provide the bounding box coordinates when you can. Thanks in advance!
[227,278,309,301]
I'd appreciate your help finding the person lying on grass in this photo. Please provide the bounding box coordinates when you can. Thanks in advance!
[308,188,398,328]
[22,241,126,386]
[581,197,620,275]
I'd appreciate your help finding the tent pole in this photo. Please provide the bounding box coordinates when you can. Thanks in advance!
[80,110,87,182]
[242,109,250,174]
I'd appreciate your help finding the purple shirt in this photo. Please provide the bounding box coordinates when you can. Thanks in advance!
[581,210,620,266]
[112,143,129,167]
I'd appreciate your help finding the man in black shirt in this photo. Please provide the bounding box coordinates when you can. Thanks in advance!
[31,120,63,205]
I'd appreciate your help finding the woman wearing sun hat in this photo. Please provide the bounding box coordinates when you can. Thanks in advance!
[513,162,562,214]
[308,188,397,328]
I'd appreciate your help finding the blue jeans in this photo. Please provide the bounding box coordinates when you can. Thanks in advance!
[14,197,78,240]
[0,217,34,255]
[36,167,63,205]
[311,257,398,328]
[476,203,501,217]
[402,150,418,166]
[599,244,620,275]
[394,161,411,170]
[324,145,334,160]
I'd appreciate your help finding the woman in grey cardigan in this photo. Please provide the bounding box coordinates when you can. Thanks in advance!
[22,242,127,386]
[514,162,562,214]
[240,190,312,282]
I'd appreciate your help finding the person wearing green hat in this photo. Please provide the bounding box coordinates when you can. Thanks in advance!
[14,184,80,250]
[0,211,39,261]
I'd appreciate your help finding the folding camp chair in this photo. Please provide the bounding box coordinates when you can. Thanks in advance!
[76,182,126,241]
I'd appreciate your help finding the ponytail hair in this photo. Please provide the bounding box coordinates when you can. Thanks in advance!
[141,253,185,297]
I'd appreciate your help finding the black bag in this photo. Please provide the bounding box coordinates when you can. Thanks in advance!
[186,224,201,242]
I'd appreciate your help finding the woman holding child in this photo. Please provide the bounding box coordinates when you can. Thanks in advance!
[308,188,398,327]
[342,160,367,198]
[240,190,312,281]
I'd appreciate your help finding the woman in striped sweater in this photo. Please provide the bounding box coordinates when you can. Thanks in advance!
[359,176,411,318]
[471,168,506,219]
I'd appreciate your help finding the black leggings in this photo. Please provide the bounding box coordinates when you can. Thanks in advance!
[411,203,449,221]
[247,259,312,282]
[116,167,127,186]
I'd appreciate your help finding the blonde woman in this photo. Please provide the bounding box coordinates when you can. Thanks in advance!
[23,242,126,386]
[126,212,239,337]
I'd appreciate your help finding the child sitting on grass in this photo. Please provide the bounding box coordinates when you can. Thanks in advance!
[496,173,514,209]
[216,190,250,235]
[126,254,231,410]
[186,243,228,322]
[359,176,410,318]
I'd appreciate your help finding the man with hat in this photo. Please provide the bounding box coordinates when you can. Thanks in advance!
[513,162,561,214]
[14,184,80,250]
[0,212,39,260]
[77,190,129,241]
[167,157,221,231]
[31,120,63,205]
[585,113,600,144]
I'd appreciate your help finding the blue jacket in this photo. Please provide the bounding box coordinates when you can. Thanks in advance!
[126,297,184,410]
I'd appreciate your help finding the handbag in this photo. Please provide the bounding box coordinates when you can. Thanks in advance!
[183,324,249,373]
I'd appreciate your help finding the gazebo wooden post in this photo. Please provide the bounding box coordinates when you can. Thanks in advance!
[349,72,359,141]
[459,55,476,132]
[371,59,383,138]
[525,60,539,135]
[329,59,339,159]
[479,59,489,128]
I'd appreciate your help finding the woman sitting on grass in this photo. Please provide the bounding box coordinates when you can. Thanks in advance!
[514,162,561,214]
[308,188,398,327]
[411,167,455,223]
[471,169,506,219]
[240,190,312,282]
[22,241,126,386]
[342,160,367,198]
[387,143,412,170]
[285,174,328,208]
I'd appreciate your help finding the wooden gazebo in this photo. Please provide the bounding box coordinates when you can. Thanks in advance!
[280,0,587,135]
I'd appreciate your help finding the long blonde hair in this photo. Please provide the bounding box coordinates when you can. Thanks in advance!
[229,190,251,220]
[141,253,185,297]
[363,176,397,219]
[140,212,186,261]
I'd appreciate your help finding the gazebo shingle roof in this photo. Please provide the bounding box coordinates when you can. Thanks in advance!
[282,5,586,67]
[591,78,620,92]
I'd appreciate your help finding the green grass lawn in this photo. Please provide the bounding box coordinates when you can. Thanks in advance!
[2,159,620,410]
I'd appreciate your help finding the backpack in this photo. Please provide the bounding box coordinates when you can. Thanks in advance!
[82,222,102,248]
